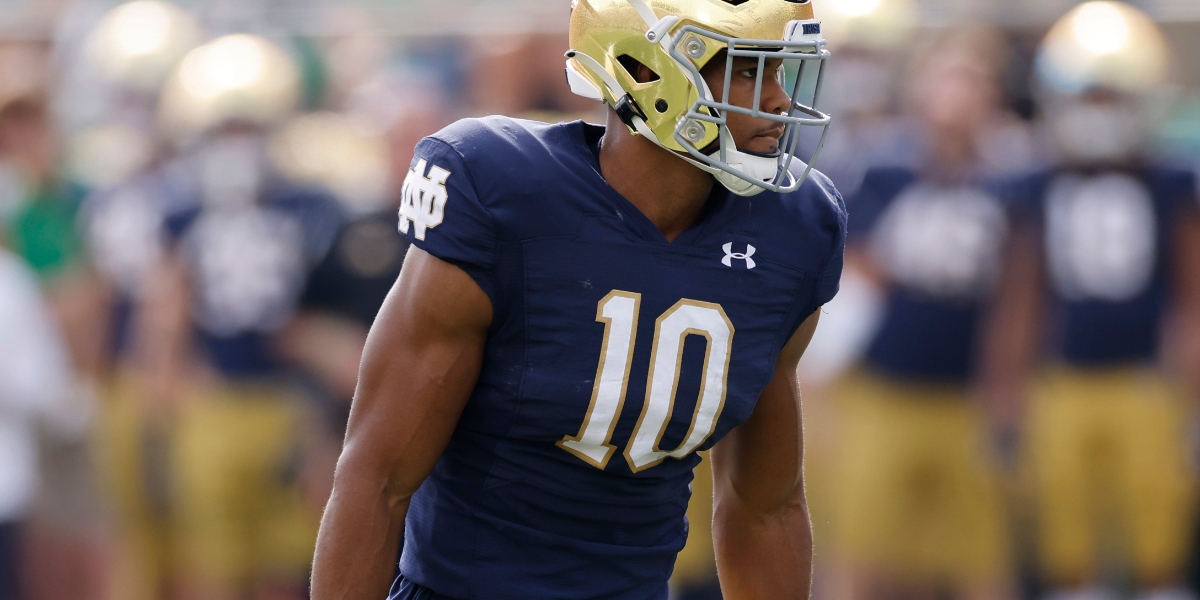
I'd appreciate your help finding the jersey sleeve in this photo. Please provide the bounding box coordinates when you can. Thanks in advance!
[399,137,498,303]
[813,185,848,309]
[1161,167,1198,215]
[846,167,914,242]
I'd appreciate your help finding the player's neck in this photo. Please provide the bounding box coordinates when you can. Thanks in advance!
[598,111,714,243]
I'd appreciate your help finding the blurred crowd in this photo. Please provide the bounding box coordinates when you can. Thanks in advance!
[0,1,1198,600]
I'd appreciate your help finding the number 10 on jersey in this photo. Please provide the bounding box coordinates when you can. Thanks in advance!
[558,291,735,473]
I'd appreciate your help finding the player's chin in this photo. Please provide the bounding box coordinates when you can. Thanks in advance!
[743,136,781,156]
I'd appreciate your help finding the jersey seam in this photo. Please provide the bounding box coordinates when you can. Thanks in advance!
[424,136,502,276]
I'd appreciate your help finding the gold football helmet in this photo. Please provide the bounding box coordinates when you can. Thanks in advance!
[1034,1,1173,163]
[567,0,831,196]
[1036,0,1169,96]
[85,1,202,92]
[158,34,301,141]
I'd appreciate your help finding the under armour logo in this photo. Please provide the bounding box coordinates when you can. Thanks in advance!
[722,243,757,269]
[399,158,451,241]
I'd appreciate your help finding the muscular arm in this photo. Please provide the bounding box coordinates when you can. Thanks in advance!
[311,247,492,600]
[711,310,821,600]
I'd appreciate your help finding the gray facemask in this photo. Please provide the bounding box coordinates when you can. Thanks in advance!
[198,132,268,208]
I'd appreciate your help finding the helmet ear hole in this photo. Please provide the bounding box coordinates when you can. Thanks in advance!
[616,54,660,84]
[654,99,669,113]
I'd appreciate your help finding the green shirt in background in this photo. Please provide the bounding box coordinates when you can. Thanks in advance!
[6,182,88,279]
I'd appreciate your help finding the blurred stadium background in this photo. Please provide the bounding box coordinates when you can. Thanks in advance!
[0,0,1199,599]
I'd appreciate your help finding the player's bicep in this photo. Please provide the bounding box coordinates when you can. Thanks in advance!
[712,310,820,516]
[338,246,493,500]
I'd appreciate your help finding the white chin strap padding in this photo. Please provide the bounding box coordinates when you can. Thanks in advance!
[565,59,604,101]
[707,129,776,196]
[714,173,766,197]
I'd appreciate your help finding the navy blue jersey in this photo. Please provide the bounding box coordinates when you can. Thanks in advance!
[395,117,845,599]
[847,167,1011,383]
[81,164,200,361]
[167,185,341,379]
[1019,166,1196,366]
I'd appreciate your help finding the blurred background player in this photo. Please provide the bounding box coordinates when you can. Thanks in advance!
[989,3,1200,599]
[826,27,1035,600]
[141,33,341,600]
[792,1,919,595]
[72,5,205,597]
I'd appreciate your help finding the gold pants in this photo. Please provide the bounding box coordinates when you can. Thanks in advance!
[1026,367,1195,585]
[831,371,1010,586]
[171,383,318,586]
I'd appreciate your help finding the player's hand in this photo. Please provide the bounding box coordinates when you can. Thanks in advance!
[988,420,1021,475]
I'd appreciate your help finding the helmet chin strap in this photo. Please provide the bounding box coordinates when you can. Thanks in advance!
[708,127,784,197]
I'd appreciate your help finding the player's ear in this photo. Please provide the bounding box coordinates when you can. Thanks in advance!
[616,55,660,85]
[635,64,657,85]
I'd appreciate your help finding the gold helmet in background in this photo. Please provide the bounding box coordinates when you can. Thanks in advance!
[159,34,301,141]
[1036,0,1169,96]
[567,0,831,196]
[1034,1,1174,163]
[813,0,915,52]
[85,0,203,92]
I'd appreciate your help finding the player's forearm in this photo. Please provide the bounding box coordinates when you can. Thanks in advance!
[713,494,813,600]
[311,454,408,600]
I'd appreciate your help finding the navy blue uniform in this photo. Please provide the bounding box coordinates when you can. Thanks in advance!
[1018,166,1196,366]
[166,186,340,378]
[848,167,1011,383]
[393,117,845,599]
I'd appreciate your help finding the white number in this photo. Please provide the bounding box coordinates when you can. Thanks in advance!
[1046,174,1156,301]
[557,291,641,468]
[871,183,1007,300]
[557,292,735,472]
[625,300,734,471]
[399,158,450,241]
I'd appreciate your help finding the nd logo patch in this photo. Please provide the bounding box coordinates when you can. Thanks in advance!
[400,158,452,241]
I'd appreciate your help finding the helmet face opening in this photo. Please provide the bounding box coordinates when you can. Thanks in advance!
[669,23,831,194]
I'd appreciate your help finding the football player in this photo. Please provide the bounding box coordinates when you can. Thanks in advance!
[144,35,342,600]
[311,1,846,599]
[825,28,1021,600]
[73,5,204,596]
[988,3,1200,599]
